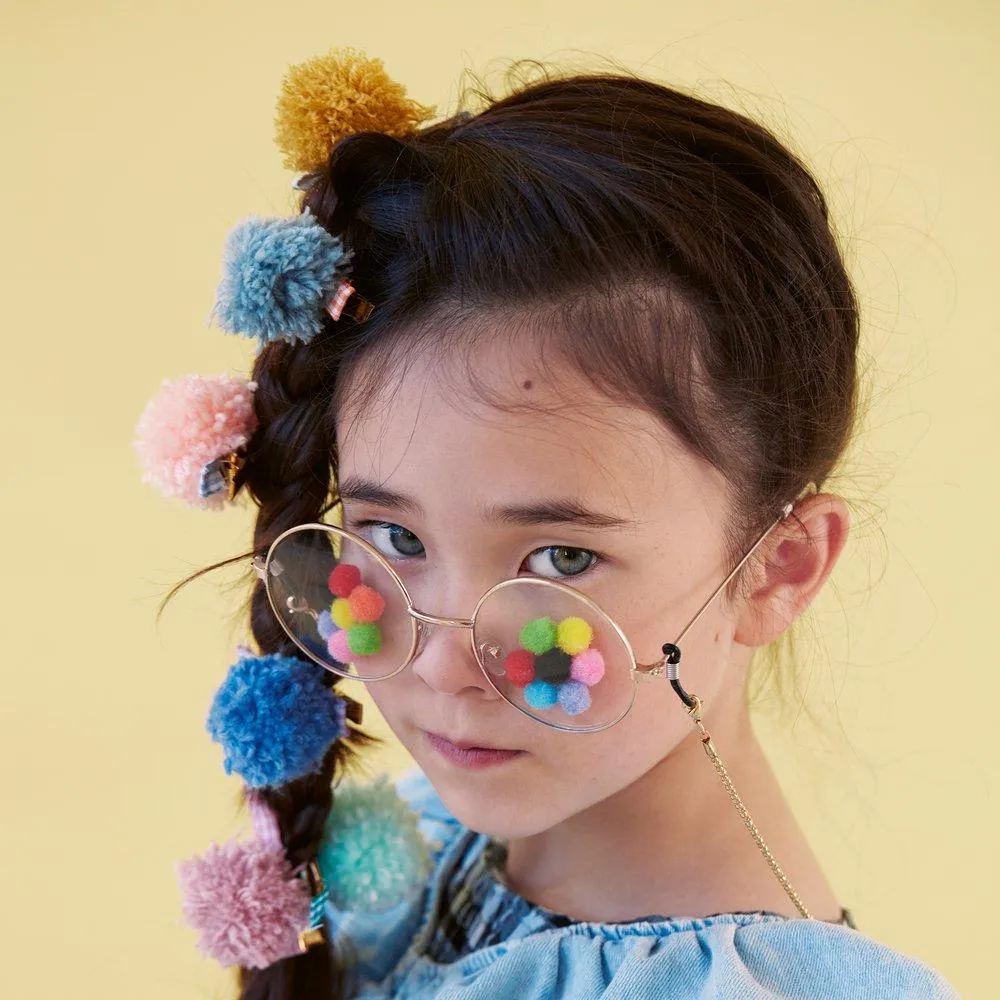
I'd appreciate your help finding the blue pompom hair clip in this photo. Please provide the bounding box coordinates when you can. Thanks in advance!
[206,646,349,788]
[207,212,375,346]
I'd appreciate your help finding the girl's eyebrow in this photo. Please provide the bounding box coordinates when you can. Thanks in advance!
[337,475,637,529]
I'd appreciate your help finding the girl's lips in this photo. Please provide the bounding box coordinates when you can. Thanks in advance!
[425,731,525,769]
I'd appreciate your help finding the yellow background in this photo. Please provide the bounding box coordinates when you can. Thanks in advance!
[2,2,995,997]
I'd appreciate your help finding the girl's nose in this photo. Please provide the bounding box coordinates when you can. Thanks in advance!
[410,619,503,700]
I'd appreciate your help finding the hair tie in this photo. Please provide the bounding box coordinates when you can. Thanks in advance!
[248,791,284,852]
[133,373,257,508]
[206,649,349,789]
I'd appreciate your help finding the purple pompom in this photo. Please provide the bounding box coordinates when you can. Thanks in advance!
[176,838,310,969]
[317,610,335,640]
[557,679,592,716]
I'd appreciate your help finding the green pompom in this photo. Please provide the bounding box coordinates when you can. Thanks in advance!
[520,617,557,654]
[317,776,432,912]
[347,622,382,655]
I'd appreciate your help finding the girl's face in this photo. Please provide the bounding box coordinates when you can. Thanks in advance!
[335,334,752,838]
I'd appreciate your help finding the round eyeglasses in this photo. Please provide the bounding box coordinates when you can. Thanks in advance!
[250,493,805,735]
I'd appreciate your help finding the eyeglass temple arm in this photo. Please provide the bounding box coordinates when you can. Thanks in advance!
[650,494,805,709]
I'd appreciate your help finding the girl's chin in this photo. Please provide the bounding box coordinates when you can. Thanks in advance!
[424,770,568,839]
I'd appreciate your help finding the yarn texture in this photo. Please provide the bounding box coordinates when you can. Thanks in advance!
[132,373,256,509]
[274,47,437,172]
[318,775,432,912]
[176,838,309,969]
[206,651,348,788]
[209,215,350,345]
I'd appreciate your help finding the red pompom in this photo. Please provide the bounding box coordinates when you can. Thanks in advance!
[328,563,362,597]
[504,649,535,687]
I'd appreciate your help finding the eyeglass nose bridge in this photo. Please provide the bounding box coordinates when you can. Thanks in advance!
[408,607,475,630]
[406,607,508,674]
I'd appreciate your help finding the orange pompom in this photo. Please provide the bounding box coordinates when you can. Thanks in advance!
[274,47,437,172]
[348,584,386,623]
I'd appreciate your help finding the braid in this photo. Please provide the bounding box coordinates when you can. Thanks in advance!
[234,336,375,1000]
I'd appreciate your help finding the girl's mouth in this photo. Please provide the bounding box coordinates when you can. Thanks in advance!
[424,731,525,769]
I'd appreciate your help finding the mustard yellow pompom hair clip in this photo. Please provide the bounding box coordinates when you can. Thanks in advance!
[274,47,437,173]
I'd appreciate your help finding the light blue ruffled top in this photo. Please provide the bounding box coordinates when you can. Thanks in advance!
[325,768,959,999]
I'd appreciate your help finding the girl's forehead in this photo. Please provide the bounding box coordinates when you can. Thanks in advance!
[335,341,723,522]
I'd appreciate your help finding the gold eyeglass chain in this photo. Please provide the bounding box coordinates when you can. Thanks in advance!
[685,694,812,920]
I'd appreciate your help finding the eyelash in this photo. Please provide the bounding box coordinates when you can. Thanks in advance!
[346,519,602,579]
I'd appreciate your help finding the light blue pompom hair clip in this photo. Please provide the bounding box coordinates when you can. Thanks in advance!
[207,207,375,346]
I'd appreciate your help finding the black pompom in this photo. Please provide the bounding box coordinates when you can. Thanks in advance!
[534,647,572,684]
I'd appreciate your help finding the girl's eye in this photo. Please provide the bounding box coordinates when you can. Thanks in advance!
[364,522,425,560]
[523,546,597,579]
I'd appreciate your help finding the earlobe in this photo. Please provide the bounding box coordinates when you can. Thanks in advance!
[733,493,850,648]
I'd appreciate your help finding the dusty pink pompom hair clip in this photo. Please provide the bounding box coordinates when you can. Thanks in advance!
[133,373,258,509]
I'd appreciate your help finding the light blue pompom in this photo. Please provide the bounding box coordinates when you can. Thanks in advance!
[318,776,432,912]
[524,679,558,710]
[206,651,347,788]
[210,215,350,345]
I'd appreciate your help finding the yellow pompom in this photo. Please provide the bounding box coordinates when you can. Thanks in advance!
[331,597,356,630]
[274,47,437,172]
[557,617,593,655]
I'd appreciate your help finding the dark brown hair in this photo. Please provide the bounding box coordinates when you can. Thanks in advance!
[164,61,860,999]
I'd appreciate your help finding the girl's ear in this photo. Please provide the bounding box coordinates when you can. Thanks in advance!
[733,492,851,648]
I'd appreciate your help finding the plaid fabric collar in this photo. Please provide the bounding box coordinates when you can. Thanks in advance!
[421,829,856,965]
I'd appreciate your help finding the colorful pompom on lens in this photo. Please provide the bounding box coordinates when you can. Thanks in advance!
[524,679,558,710]
[318,775,432,912]
[534,647,572,684]
[557,616,593,655]
[328,563,362,598]
[348,584,386,623]
[206,651,348,788]
[557,680,592,716]
[327,628,352,664]
[331,597,356,630]
[317,610,335,640]
[347,622,382,656]
[570,648,605,686]
[209,215,350,345]
[133,373,257,509]
[176,838,310,969]
[504,649,535,687]
[520,617,557,654]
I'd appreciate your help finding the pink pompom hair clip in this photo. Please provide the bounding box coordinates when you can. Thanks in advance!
[176,794,329,968]
[133,373,257,509]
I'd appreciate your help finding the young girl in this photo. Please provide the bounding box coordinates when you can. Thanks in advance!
[139,50,959,999]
